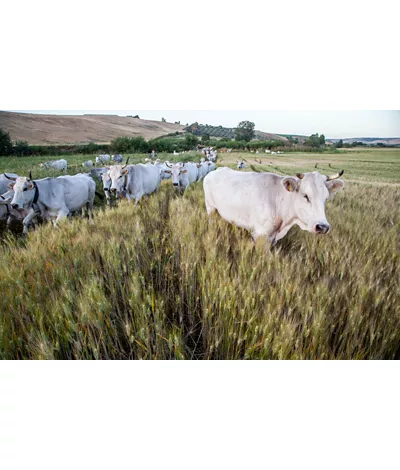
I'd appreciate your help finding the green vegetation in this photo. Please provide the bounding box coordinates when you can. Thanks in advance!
[235,121,255,142]
[0,149,399,359]
[0,129,13,155]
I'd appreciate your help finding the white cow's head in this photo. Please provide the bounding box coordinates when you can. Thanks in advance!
[101,172,112,194]
[7,175,36,210]
[165,162,187,187]
[281,171,344,234]
[107,158,130,196]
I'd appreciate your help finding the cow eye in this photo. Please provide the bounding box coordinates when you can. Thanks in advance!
[23,187,28,192]
[304,195,310,203]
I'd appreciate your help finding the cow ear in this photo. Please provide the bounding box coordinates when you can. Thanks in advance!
[326,179,344,196]
[123,169,129,175]
[180,170,188,174]
[8,182,15,189]
[281,177,299,193]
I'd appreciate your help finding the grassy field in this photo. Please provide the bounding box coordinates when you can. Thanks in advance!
[0,149,399,359]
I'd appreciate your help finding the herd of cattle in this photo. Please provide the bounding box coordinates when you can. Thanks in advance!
[0,149,345,246]
[0,153,217,235]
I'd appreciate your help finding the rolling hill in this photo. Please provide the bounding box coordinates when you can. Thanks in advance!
[327,137,400,146]
[0,111,185,145]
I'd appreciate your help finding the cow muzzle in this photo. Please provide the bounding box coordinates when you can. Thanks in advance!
[11,203,21,210]
[315,223,330,234]
[173,183,179,187]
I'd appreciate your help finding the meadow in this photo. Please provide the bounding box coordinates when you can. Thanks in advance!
[0,149,399,359]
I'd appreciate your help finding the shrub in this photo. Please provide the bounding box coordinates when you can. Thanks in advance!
[0,129,13,156]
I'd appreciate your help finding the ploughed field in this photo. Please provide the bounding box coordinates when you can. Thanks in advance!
[0,149,399,359]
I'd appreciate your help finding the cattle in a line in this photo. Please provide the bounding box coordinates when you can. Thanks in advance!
[107,163,161,204]
[82,160,94,168]
[265,150,271,154]
[164,162,198,192]
[203,169,345,246]
[40,159,68,171]
[96,154,111,165]
[237,160,246,169]
[112,154,124,163]
[7,173,96,234]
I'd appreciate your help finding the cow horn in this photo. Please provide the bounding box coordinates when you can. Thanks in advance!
[29,171,33,180]
[165,162,173,168]
[296,173,304,179]
[122,157,130,169]
[4,174,17,181]
[326,170,344,181]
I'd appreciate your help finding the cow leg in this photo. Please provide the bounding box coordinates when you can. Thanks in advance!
[54,208,70,228]
[22,209,38,235]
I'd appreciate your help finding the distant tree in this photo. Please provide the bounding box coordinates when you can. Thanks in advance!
[335,139,343,148]
[161,117,166,122]
[202,134,211,144]
[184,133,199,147]
[175,121,180,125]
[13,140,29,156]
[133,115,140,119]
[235,121,255,142]
[0,128,13,155]
[305,133,325,148]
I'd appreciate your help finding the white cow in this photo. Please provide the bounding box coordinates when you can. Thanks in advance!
[8,173,96,234]
[90,167,108,181]
[173,151,180,156]
[40,159,68,171]
[196,162,209,181]
[203,169,344,246]
[165,162,198,192]
[82,160,94,167]
[208,150,217,162]
[96,154,111,165]
[107,163,160,204]
[265,150,271,154]
[206,161,216,173]
[0,173,19,195]
[101,173,112,206]
[237,160,246,169]
[0,188,41,230]
[112,154,124,163]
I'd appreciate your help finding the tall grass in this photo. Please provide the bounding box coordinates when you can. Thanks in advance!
[0,178,399,359]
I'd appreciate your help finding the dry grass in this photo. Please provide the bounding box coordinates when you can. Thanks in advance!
[0,147,399,359]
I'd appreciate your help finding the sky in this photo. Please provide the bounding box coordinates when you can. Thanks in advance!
[10,110,400,139]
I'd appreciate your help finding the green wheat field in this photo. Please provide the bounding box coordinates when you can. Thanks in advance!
[0,148,399,359]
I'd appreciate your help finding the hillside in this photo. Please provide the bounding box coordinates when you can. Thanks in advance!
[0,111,185,145]
[328,137,400,146]
[184,123,287,142]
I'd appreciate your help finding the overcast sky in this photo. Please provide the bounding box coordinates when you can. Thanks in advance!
[10,110,400,139]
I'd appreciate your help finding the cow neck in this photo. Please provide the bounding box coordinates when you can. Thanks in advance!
[0,196,10,216]
[123,173,128,191]
[32,181,39,204]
